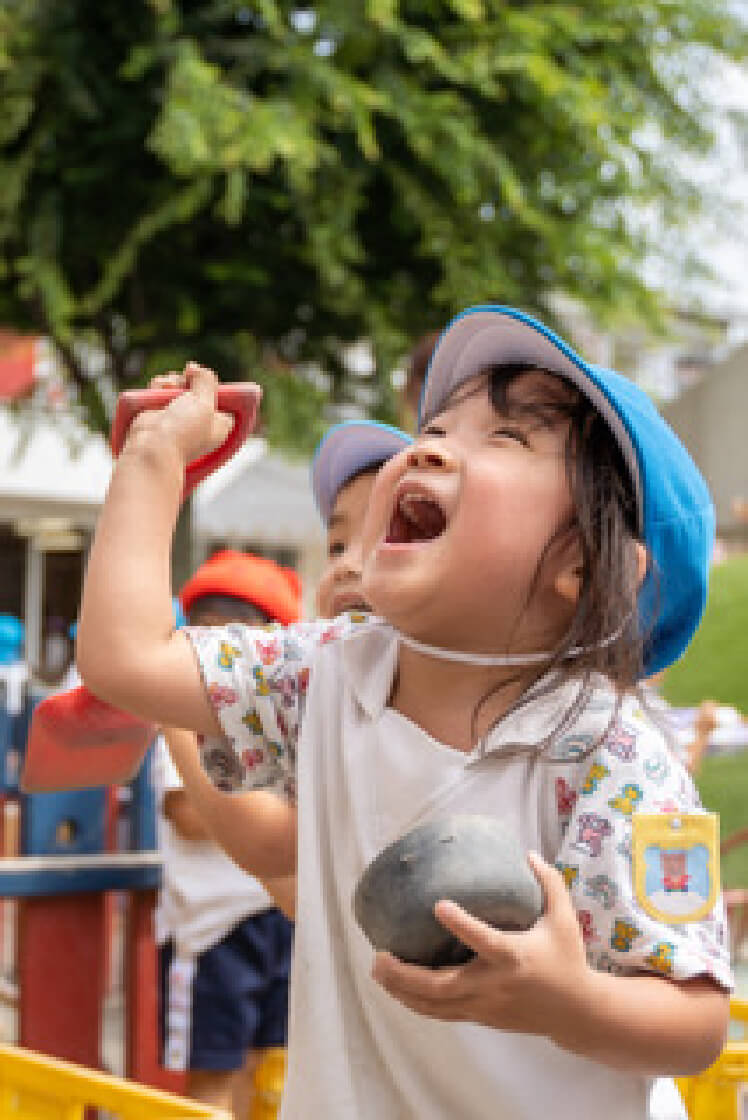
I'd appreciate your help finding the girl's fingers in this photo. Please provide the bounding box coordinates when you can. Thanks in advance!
[211,411,235,447]
[433,900,519,965]
[150,372,185,389]
[526,851,573,921]
[373,944,494,996]
[184,361,219,402]
[372,952,496,1023]
[374,949,461,994]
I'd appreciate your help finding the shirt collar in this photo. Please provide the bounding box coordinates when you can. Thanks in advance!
[341,620,400,720]
[480,673,618,758]
[341,622,619,756]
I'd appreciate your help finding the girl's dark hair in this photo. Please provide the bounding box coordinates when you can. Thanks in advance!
[469,363,648,755]
[188,593,271,627]
[342,460,388,491]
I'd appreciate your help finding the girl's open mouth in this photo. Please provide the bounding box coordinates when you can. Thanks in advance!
[385,487,447,545]
[331,593,371,614]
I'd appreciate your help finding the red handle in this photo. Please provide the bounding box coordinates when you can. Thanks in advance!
[110,383,260,497]
[20,686,156,792]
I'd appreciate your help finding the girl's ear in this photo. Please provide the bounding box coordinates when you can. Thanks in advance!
[634,542,648,589]
[554,564,583,605]
[554,541,648,604]
[552,535,584,605]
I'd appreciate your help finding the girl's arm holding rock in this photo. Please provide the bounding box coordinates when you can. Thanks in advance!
[374,853,729,1076]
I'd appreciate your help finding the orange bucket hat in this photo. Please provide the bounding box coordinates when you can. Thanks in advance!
[180,550,301,625]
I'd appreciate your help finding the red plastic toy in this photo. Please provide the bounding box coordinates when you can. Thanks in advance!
[21,382,259,792]
[110,383,260,496]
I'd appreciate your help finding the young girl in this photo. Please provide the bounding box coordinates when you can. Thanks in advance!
[78,306,731,1119]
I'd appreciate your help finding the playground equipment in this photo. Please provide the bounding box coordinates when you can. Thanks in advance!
[0,690,182,1092]
[0,1043,229,1118]
[250,1048,287,1120]
[1,681,289,1115]
[677,998,748,1120]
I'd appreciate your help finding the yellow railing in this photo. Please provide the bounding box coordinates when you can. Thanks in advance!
[250,1047,286,1120]
[676,998,748,1120]
[0,1044,230,1119]
[2,1004,745,1120]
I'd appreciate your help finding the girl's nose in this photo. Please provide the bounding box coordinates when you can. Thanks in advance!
[333,545,362,582]
[333,558,359,583]
[406,439,457,473]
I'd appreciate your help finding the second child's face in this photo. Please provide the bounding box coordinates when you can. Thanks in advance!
[316,470,378,619]
[359,370,579,653]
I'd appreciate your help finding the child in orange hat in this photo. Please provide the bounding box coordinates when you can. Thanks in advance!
[156,550,298,1117]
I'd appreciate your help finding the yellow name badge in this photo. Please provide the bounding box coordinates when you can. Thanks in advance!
[632,812,719,924]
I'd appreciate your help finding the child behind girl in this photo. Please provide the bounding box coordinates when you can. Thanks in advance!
[312,420,412,619]
[156,551,298,1116]
[78,306,731,1120]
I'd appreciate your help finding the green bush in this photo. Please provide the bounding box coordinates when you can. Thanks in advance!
[663,553,748,714]
[662,553,748,888]
[696,753,748,890]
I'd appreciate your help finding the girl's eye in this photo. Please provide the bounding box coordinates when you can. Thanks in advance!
[421,425,446,437]
[328,541,346,558]
[492,427,527,445]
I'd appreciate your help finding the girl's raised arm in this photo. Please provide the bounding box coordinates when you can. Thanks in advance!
[77,364,253,735]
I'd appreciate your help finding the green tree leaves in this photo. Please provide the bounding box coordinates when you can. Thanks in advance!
[0,0,744,450]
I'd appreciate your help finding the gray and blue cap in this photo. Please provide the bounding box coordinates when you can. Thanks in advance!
[312,420,412,524]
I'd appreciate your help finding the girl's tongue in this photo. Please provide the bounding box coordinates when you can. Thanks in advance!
[386,493,446,544]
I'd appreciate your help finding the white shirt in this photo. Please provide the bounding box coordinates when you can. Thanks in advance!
[186,617,731,1119]
[153,734,272,959]
[0,658,28,715]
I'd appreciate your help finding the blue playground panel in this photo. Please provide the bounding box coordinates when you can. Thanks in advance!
[0,689,161,897]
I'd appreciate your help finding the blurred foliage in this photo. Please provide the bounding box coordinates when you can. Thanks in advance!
[663,553,748,716]
[696,752,748,890]
[0,0,745,449]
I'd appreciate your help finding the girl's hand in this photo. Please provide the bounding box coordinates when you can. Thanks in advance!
[372,852,592,1037]
[129,363,236,467]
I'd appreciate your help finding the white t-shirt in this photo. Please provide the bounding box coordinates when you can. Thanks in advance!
[186,617,732,1120]
[0,659,28,715]
[153,734,272,959]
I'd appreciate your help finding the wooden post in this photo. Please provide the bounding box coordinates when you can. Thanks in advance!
[18,892,106,1068]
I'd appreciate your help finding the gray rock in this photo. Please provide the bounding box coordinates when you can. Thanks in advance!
[353,815,543,967]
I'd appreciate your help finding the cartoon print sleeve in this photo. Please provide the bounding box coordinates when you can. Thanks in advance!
[554,710,733,991]
[184,616,353,799]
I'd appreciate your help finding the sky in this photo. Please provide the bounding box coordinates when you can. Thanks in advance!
[676,49,748,319]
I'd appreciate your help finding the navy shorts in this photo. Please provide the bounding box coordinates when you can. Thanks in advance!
[159,908,294,1071]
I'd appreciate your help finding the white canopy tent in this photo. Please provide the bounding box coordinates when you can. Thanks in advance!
[0,408,325,664]
[0,407,112,525]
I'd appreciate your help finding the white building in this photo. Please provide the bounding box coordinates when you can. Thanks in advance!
[0,403,324,680]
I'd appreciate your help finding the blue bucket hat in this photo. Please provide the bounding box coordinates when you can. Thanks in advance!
[312,420,412,524]
[419,305,715,677]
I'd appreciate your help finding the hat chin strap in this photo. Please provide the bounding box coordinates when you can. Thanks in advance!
[392,625,625,667]
[394,631,557,666]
